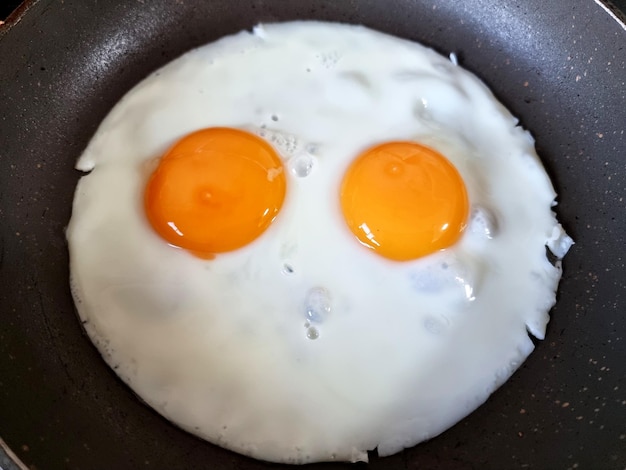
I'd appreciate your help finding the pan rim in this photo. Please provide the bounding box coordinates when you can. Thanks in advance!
[0,437,28,470]
[594,0,626,29]
[0,0,38,38]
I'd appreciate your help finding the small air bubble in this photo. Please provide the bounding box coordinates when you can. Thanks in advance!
[469,206,498,239]
[304,287,331,323]
[306,327,319,340]
[413,98,432,120]
[305,143,318,155]
[289,154,314,177]
[424,315,449,334]
[410,255,480,301]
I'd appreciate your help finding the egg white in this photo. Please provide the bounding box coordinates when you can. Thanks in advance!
[67,21,572,463]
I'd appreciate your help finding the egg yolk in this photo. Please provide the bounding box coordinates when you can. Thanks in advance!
[340,141,468,261]
[144,127,286,258]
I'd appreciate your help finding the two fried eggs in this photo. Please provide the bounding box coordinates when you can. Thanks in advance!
[67,21,572,463]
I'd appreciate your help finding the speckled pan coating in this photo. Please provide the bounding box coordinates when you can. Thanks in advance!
[0,1,624,469]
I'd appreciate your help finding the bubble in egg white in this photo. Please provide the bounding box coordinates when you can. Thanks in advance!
[423,315,450,335]
[409,254,481,303]
[263,128,300,155]
[289,154,315,177]
[304,286,332,323]
[413,98,432,121]
[304,143,318,155]
[306,326,320,340]
[468,205,499,239]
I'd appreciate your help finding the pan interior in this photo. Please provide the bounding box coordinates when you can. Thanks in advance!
[0,1,624,469]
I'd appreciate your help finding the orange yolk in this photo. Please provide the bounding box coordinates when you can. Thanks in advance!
[340,141,469,261]
[144,127,286,258]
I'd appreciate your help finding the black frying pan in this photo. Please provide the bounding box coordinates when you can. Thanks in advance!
[1,1,625,469]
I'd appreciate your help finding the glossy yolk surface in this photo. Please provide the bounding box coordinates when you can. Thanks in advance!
[144,127,286,258]
[340,141,468,261]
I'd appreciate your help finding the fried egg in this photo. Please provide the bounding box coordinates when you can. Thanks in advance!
[67,21,573,464]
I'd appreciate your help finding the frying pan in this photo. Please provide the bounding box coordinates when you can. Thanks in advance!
[1,1,625,469]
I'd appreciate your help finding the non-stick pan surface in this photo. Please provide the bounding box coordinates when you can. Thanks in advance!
[1,1,625,469]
